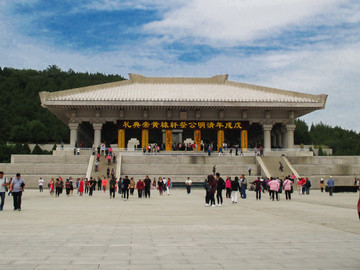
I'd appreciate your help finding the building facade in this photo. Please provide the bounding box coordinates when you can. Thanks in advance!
[40,74,327,151]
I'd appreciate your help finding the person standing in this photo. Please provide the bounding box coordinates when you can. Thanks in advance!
[248,165,252,176]
[65,179,71,197]
[102,177,107,193]
[38,177,44,192]
[225,177,231,198]
[215,173,224,206]
[144,176,151,198]
[279,161,284,172]
[109,177,116,199]
[152,178,157,191]
[252,177,262,200]
[212,165,216,175]
[129,177,135,195]
[0,171,9,211]
[320,178,325,192]
[55,179,61,197]
[10,173,25,211]
[305,178,312,195]
[283,177,292,200]
[89,178,95,196]
[208,175,217,207]
[231,177,239,204]
[97,177,102,191]
[49,178,55,196]
[240,175,247,199]
[136,179,145,198]
[123,176,130,201]
[158,177,164,196]
[327,176,335,196]
[269,178,280,201]
[166,178,172,196]
[185,177,192,195]
[78,178,84,196]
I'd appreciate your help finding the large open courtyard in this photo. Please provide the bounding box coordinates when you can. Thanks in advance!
[0,188,359,270]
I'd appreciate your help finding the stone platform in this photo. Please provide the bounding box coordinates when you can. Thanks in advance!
[0,188,359,269]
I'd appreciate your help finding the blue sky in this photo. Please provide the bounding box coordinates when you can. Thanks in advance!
[1,0,360,131]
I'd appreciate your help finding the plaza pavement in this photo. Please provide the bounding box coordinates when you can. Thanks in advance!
[0,188,359,270]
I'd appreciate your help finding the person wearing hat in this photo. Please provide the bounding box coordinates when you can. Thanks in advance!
[327,176,335,196]
[319,178,325,192]
[10,173,25,211]
[0,171,9,211]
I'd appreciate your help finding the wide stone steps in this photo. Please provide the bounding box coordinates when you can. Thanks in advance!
[258,156,293,179]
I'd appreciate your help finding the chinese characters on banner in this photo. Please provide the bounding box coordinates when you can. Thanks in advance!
[117,120,249,130]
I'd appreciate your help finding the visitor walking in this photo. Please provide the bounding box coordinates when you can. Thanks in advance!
[10,173,25,211]
[166,178,172,196]
[38,177,44,192]
[283,177,292,200]
[185,177,192,195]
[327,176,335,196]
[231,177,239,204]
[144,176,151,198]
[136,179,144,198]
[225,177,231,198]
[320,178,325,192]
[252,177,262,200]
[109,177,116,199]
[0,171,9,211]
[215,173,224,206]
[158,177,164,195]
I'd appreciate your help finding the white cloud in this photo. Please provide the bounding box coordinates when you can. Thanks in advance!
[144,0,356,46]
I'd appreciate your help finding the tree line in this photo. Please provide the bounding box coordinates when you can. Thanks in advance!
[294,119,360,155]
[0,66,124,162]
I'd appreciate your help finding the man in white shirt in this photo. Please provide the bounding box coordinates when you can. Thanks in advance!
[38,177,44,192]
[0,171,9,211]
[185,177,192,195]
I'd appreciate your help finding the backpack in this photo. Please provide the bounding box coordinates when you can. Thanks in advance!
[203,180,210,192]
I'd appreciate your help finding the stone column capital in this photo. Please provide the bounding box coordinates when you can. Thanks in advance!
[286,124,296,131]
[69,122,79,129]
[262,123,273,131]
[92,122,103,130]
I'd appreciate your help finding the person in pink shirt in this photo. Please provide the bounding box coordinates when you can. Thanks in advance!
[283,177,293,200]
[225,177,231,198]
[269,178,280,201]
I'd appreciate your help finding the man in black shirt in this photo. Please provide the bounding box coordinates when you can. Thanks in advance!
[109,177,116,198]
[123,176,130,201]
[144,176,152,198]
[216,173,225,206]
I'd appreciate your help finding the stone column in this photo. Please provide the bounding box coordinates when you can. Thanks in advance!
[286,124,296,149]
[69,122,79,147]
[92,122,103,147]
[263,124,273,151]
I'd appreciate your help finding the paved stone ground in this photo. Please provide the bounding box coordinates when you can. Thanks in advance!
[0,188,359,270]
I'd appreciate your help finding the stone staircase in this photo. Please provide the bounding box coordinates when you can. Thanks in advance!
[90,154,117,180]
[0,154,89,188]
[288,156,360,188]
[119,155,260,182]
[256,156,294,179]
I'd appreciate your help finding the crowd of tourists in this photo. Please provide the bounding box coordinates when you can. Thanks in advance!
[202,173,337,207]
[0,168,346,213]
[45,175,175,200]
